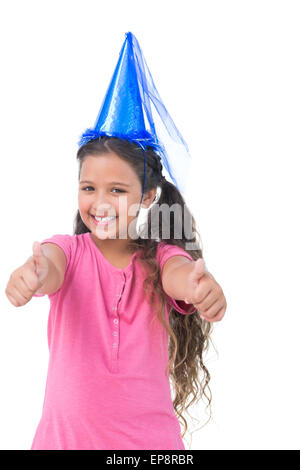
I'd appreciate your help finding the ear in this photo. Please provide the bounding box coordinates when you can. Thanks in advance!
[141,188,158,209]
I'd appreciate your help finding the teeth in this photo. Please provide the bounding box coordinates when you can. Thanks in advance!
[94,216,116,222]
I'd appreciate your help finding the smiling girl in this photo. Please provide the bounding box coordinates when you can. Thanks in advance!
[5,30,227,450]
[5,136,226,450]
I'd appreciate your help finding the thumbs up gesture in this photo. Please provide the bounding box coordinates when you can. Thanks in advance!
[31,241,49,286]
[5,241,49,307]
[184,258,227,323]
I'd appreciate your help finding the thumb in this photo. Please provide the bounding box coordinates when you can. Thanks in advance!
[188,258,206,288]
[31,241,49,285]
[32,241,46,269]
[32,241,42,260]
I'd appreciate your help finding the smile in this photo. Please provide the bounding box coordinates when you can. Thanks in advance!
[91,214,118,226]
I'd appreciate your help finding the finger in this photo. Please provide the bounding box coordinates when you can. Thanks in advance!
[7,285,31,306]
[201,305,226,323]
[189,258,206,288]
[32,241,43,266]
[185,282,212,306]
[194,258,206,273]
[194,289,218,313]
[14,281,33,302]
[32,243,49,279]
[200,300,226,321]
[22,264,40,291]
[6,292,19,307]
[19,275,38,296]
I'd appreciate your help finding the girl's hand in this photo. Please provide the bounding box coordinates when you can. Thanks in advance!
[5,241,49,307]
[184,258,227,323]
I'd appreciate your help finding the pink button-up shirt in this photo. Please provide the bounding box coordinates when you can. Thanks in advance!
[31,232,196,450]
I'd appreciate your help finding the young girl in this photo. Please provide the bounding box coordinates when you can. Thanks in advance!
[5,136,227,450]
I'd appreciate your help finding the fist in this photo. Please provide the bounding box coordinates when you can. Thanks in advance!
[5,241,49,307]
[185,258,227,323]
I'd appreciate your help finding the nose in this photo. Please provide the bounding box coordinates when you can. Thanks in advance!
[92,202,116,216]
[90,190,111,209]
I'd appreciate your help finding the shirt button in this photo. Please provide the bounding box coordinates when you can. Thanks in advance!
[113,332,118,336]
[112,343,118,347]
[113,306,117,310]
[113,319,119,324]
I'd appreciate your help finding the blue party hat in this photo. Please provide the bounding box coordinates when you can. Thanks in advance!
[78,31,192,195]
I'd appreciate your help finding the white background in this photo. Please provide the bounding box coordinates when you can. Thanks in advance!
[0,0,299,450]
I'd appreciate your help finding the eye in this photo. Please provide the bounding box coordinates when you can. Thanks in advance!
[80,187,126,193]
[112,188,125,193]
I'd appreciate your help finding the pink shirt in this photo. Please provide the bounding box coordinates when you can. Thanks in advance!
[31,232,196,450]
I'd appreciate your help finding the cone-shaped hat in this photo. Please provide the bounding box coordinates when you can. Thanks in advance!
[78,32,192,194]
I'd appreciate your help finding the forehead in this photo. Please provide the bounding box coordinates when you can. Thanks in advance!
[80,152,137,182]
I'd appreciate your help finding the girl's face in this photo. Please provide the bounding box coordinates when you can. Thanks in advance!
[78,152,155,241]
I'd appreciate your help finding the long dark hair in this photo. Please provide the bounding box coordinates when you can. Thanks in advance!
[73,136,214,444]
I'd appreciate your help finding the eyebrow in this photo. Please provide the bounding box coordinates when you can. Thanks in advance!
[79,180,130,187]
